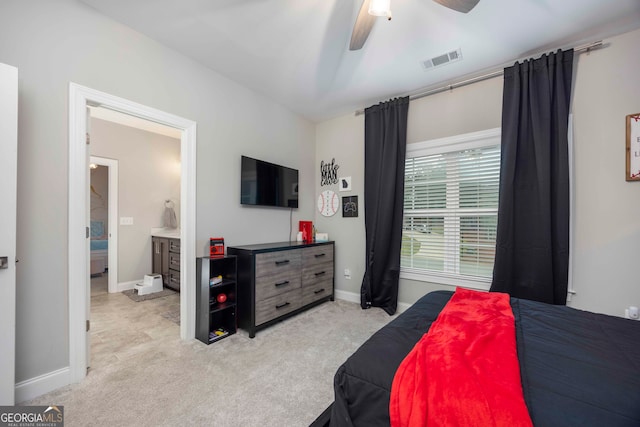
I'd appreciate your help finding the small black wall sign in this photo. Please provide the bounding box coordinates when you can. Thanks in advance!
[342,196,358,218]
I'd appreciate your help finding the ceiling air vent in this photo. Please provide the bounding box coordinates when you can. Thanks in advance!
[422,48,463,70]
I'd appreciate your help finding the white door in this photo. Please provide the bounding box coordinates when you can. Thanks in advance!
[85,108,91,370]
[0,62,18,404]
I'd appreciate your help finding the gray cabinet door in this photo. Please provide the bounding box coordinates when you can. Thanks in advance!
[152,237,169,285]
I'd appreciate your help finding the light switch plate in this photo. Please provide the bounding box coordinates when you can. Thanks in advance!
[120,217,134,225]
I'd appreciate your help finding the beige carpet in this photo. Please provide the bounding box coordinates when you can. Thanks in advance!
[23,298,394,426]
[160,306,180,325]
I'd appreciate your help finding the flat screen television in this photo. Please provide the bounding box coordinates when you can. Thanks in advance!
[240,156,299,209]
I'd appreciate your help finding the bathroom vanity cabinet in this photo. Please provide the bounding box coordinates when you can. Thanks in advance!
[196,256,237,344]
[152,236,180,291]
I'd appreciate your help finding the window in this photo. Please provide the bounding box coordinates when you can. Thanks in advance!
[401,128,500,290]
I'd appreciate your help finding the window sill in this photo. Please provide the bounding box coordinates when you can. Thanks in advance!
[400,268,491,291]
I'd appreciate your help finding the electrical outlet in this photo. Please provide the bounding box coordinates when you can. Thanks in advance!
[625,306,639,320]
[120,217,134,225]
[344,268,351,280]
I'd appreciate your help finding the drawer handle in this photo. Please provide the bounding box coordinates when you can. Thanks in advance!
[314,253,326,258]
[314,271,326,277]
[314,288,325,294]
[275,260,290,266]
[275,302,290,309]
[275,280,290,287]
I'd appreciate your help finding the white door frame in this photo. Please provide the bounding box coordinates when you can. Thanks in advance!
[0,62,18,405]
[89,156,118,294]
[69,83,196,383]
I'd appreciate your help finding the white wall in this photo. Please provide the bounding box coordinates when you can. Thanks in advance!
[0,0,315,386]
[90,118,181,283]
[315,115,368,301]
[316,28,640,317]
[570,28,640,316]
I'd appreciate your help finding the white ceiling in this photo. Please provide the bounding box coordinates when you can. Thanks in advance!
[80,0,640,122]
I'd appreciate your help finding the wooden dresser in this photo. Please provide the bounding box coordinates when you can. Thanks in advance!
[228,241,334,338]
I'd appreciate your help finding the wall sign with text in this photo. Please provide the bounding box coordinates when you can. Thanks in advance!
[320,158,340,186]
[626,113,640,181]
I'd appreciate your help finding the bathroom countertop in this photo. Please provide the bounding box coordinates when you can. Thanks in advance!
[151,228,181,239]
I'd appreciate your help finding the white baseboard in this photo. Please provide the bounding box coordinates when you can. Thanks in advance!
[334,289,411,314]
[15,367,70,404]
[334,289,360,304]
[115,280,140,292]
[397,301,411,313]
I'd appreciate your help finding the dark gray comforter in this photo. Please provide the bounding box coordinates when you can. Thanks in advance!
[323,290,640,426]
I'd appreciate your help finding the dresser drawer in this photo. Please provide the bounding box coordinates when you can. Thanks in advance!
[302,245,334,266]
[169,269,180,290]
[255,271,301,301]
[301,279,332,306]
[169,251,181,271]
[255,288,302,326]
[255,250,301,278]
[169,238,180,253]
[302,261,334,286]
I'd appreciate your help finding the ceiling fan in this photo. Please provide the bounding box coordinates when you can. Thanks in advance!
[349,0,480,50]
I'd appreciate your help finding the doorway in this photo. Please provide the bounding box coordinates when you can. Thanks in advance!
[87,116,181,370]
[68,83,197,384]
[89,156,118,294]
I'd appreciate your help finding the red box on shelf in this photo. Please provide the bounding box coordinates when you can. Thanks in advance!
[299,221,313,243]
[209,237,225,258]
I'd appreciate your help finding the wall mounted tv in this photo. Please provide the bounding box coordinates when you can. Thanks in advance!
[240,155,299,209]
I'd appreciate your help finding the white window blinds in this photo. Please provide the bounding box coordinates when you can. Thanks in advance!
[401,129,500,289]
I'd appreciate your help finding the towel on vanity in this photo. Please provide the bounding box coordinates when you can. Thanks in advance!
[163,202,178,229]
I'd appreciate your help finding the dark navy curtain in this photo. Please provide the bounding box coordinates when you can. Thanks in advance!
[491,49,574,305]
[361,97,409,315]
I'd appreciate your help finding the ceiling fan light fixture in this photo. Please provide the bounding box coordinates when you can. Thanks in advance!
[368,0,391,17]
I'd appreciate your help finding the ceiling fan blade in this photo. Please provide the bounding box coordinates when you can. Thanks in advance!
[432,0,480,13]
[350,0,377,51]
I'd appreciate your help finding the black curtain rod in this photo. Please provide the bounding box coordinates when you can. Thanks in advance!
[354,40,603,116]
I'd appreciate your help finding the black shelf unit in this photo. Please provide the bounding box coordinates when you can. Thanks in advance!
[196,256,237,344]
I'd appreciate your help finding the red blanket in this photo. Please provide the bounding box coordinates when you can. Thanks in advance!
[389,288,532,427]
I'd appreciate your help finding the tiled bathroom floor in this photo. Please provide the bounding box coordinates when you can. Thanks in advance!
[89,274,180,370]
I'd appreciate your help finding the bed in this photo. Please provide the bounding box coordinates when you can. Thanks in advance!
[314,290,640,426]
[90,220,108,275]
